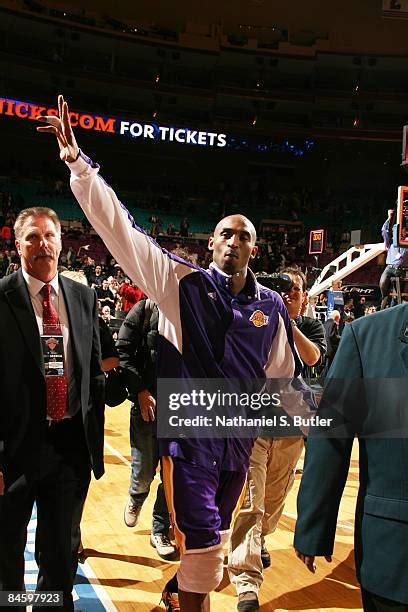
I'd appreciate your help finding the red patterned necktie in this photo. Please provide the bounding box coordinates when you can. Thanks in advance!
[41,283,67,421]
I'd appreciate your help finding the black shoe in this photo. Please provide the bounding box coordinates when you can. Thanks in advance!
[237,592,259,611]
[261,545,271,568]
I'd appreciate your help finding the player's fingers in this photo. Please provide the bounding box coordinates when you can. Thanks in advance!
[36,115,62,128]
[58,94,64,118]
[36,125,58,134]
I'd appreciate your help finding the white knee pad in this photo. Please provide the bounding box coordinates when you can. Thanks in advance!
[219,529,231,546]
[177,546,224,594]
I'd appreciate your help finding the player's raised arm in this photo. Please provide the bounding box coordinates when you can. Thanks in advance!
[37,95,194,305]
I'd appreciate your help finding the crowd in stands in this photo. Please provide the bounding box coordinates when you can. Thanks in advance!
[0,170,388,336]
[0,198,384,386]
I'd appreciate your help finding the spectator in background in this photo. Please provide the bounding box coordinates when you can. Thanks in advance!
[317,293,327,308]
[90,264,104,288]
[119,278,146,313]
[100,305,120,340]
[115,268,125,284]
[167,223,176,236]
[354,295,367,319]
[6,261,20,276]
[66,246,75,267]
[0,252,8,277]
[366,305,377,315]
[149,215,161,238]
[114,295,125,319]
[82,256,95,285]
[343,313,355,325]
[1,225,12,247]
[105,257,117,277]
[8,250,19,265]
[380,208,408,309]
[108,276,120,303]
[96,279,115,313]
[343,299,355,324]
[323,310,341,372]
[100,305,112,324]
[179,217,190,237]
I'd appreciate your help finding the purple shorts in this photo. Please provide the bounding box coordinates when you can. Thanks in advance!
[162,456,247,553]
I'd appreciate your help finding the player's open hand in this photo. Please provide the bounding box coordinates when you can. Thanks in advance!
[37,94,80,163]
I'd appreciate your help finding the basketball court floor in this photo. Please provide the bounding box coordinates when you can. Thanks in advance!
[26,400,361,611]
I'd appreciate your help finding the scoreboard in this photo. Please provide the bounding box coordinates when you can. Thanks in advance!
[309,229,325,255]
[397,186,408,247]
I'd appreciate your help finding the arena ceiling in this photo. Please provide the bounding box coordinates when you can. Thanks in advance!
[43,0,408,55]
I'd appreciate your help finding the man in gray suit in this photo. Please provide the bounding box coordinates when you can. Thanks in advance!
[294,302,408,611]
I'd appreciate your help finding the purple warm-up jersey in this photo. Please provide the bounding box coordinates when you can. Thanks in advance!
[68,152,300,472]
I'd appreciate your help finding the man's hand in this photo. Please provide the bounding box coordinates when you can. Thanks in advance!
[0,471,4,496]
[36,94,80,163]
[295,550,332,573]
[138,389,156,422]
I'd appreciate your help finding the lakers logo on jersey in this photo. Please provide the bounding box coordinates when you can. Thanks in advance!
[249,309,269,327]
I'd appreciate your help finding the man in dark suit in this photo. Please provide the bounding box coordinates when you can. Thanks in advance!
[294,302,408,611]
[323,309,341,370]
[0,206,105,611]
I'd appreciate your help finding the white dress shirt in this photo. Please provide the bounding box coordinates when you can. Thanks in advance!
[22,269,79,417]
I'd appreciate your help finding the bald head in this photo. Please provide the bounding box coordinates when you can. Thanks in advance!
[213,215,257,243]
[208,214,258,277]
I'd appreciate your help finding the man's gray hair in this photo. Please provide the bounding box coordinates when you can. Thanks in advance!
[14,207,61,240]
[329,309,341,321]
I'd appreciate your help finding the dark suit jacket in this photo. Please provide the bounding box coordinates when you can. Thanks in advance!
[323,318,340,360]
[0,269,105,494]
[295,303,408,603]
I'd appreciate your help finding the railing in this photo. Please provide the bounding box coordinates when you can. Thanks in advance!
[309,243,385,298]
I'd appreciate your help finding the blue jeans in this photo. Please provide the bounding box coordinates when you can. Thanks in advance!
[129,405,170,535]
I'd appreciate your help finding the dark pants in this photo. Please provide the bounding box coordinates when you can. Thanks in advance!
[0,413,91,612]
[362,589,408,612]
